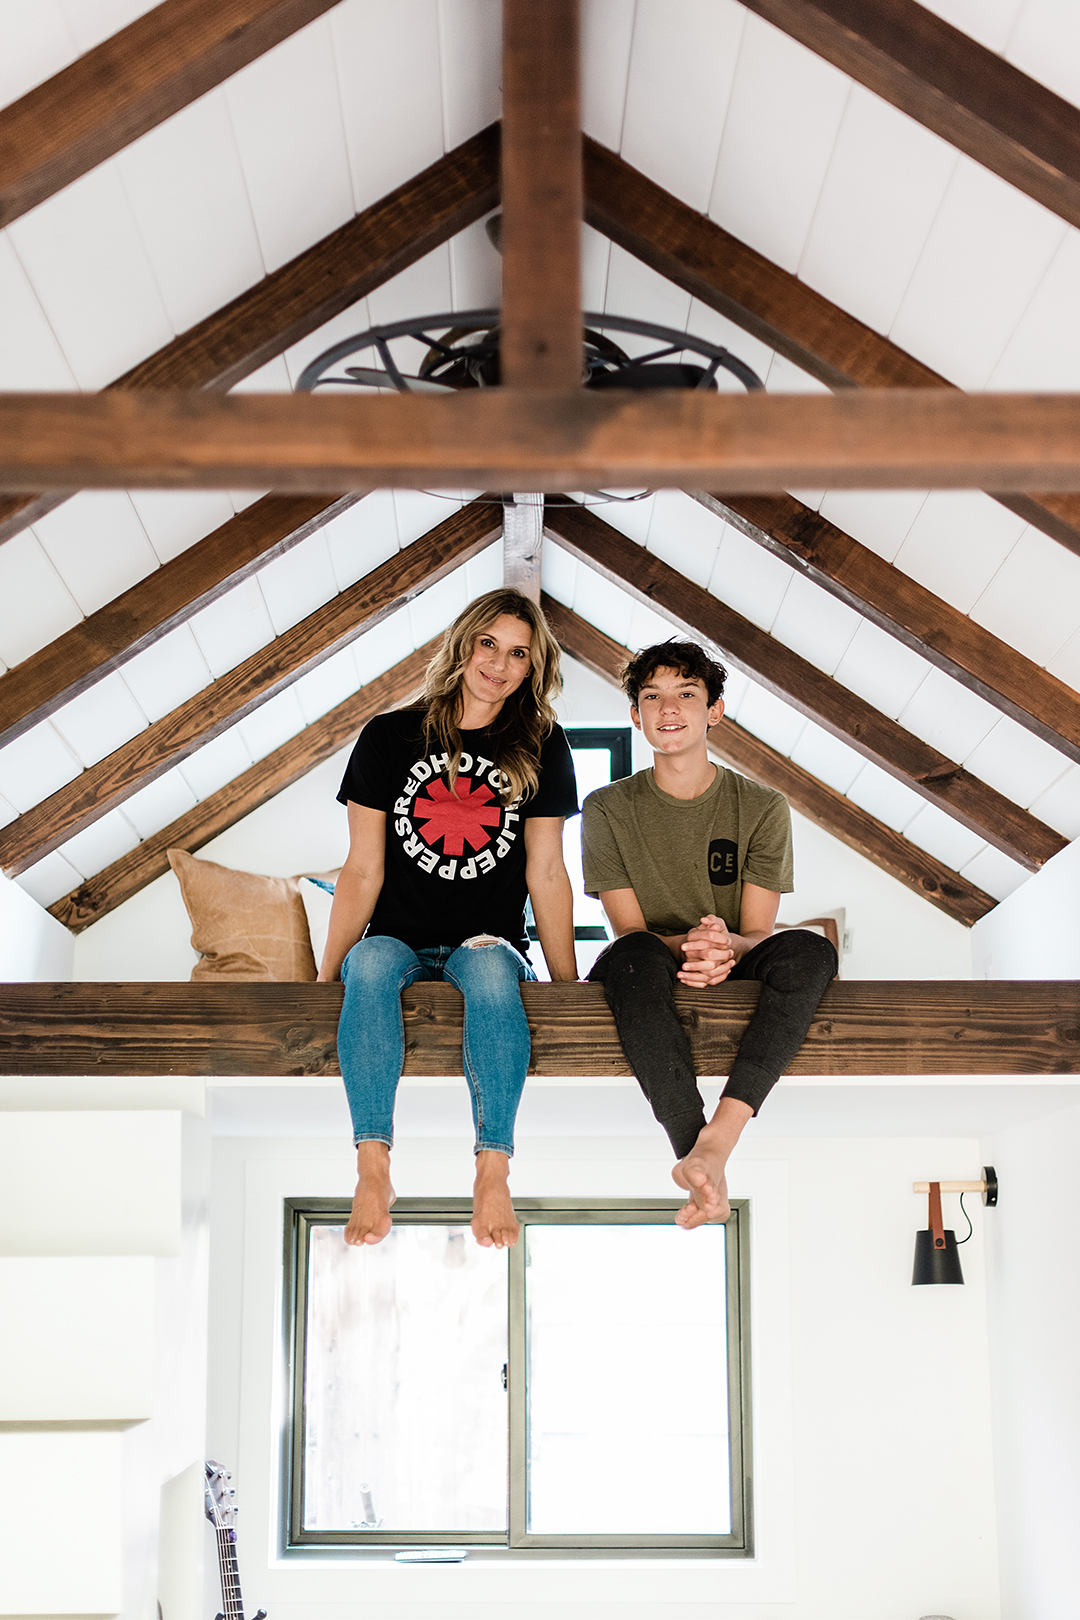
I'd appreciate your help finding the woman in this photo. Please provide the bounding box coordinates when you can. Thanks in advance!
[318,588,579,1251]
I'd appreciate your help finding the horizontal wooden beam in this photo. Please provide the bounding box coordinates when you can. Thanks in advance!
[542,594,995,927]
[0,492,361,749]
[0,503,499,877]
[10,388,1080,491]
[48,641,437,933]
[0,122,500,545]
[741,0,1080,234]
[0,0,341,228]
[697,491,1080,768]
[543,502,1065,872]
[582,137,1080,559]
[500,0,582,389]
[2,981,1077,1077]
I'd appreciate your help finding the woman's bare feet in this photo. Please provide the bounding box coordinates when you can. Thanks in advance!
[471,1150,519,1249]
[345,1141,395,1245]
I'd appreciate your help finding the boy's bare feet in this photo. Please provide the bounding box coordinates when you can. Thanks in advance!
[671,1098,753,1228]
[345,1141,395,1245]
[471,1150,519,1249]
[673,1147,731,1227]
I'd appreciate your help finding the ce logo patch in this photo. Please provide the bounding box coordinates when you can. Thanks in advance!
[707,838,738,887]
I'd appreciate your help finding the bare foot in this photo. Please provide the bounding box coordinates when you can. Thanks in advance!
[345,1141,395,1245]
[672,1128,732,1228]
[471,1151,519,1249]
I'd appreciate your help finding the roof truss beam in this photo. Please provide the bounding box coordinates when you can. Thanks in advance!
[8,387,1080,492]
[696,491,1080,768]
[0,501,500,878]
[542,595,994,927]
[48,640,437,933]
[3,980,1078,1078]
[542,500,1065,873]
[741,0,1080,234]
[0,122,501,546]
[0,0,343,229]
[0,492,362,749]
[582,137,1080,559]
[500,0,582,389]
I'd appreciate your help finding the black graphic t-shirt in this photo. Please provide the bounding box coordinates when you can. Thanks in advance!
[337,709,579,953]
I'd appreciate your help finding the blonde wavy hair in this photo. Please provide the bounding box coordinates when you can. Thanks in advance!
[420,588,563,804]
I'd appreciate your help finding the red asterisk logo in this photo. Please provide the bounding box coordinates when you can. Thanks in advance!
[413,776,503,857]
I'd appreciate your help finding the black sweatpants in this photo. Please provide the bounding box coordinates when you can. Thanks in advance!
[588,928,838,1159]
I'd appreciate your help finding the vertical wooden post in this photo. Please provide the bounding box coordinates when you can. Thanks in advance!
[503,493,544,599]
[500,0,583,391]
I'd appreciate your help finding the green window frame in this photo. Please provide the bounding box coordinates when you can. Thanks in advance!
[283,1197,753,1557]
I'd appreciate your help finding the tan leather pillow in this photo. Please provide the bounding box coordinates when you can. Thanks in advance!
[167,849,317,982]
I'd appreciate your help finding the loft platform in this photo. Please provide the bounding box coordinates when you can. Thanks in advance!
[1,981,1078,1079]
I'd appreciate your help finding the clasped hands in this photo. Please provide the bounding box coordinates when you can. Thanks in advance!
[677,914,737,987]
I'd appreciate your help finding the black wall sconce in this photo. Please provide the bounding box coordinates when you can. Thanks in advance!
[912,1168,998,1285]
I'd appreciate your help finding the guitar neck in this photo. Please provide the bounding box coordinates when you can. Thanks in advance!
[216,1525,245,1620]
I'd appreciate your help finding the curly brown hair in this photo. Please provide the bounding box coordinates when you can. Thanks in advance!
[621,640,728,708]
[420,588,563,804]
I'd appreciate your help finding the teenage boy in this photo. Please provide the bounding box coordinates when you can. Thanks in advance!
[582,641,837,1227]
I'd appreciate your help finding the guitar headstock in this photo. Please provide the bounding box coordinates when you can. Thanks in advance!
[204,1460,237,1530]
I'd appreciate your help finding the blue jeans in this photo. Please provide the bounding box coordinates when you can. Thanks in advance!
[337,934,537,1156]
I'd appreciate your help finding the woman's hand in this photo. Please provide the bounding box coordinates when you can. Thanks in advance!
[318,803,387,979]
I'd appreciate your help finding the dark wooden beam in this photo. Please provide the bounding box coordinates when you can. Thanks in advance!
[0,122,501,545]
[0,492,362,749]
[543,594,995,928]
[0,503,499,877]
[2,980,1078,1077]
[582,137,1080,559]
[741,0,1080,234]
[48,641,437,933]
[584,135,917,389]
[708,721,995,927]
[10,387,1080,492]
[500,0,582,389]
[0,0,341,229]
[695,491,1080,768]
[543,501,1065,872]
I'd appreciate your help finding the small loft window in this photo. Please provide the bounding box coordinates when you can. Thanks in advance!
[527,726,633,977]
[284,1199,752,1555]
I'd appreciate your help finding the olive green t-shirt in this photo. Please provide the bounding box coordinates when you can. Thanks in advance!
[581,764,794,934]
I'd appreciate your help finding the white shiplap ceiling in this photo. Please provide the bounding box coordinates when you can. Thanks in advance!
[2,0,1080,923]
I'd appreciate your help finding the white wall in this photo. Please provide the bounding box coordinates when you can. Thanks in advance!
[0,1257,154,1422]
[0,1430,125,1613]
[0,1110,182,1256]
[0,870,73,980]
[206,1124,1000,1620]
[780,809,972,979]
[119,1113,211,1620]
[0,1109,208,1620]
[982,1097,1080,1619]
[971,836,1080,978]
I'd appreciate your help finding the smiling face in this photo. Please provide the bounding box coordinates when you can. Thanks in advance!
[458,613,534,725]
[631,665,725,757]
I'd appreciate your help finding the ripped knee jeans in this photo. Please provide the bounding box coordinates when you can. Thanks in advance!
[337,934,537,1155]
